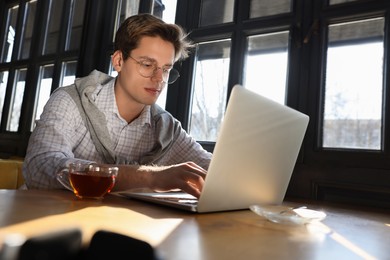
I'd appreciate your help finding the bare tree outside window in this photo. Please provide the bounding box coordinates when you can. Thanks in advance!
[189,40,231,141]
[7,68,26,132]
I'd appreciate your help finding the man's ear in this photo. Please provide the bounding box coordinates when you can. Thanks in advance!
[112,50,122,72]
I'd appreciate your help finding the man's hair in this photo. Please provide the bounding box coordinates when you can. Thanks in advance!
[114,13,193,62]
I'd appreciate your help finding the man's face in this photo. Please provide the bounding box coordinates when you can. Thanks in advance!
[113,36,176,106]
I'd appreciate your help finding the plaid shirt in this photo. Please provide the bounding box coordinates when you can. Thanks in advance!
[23,75,212,189]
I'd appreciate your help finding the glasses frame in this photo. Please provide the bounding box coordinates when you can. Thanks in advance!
[129,56,180,84]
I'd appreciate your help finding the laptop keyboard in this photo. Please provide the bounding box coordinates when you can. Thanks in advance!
[157,197,198,205]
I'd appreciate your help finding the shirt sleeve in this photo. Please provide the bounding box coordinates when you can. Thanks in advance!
[23,89,94,189]
[159,126,213,170]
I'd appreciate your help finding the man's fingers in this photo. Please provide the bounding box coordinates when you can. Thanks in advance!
[152,162,207,198]
[180,180,202,198]
[181,161,207,178]
[179,172,205,198]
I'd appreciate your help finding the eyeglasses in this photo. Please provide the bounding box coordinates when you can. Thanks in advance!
[129,56,180,84]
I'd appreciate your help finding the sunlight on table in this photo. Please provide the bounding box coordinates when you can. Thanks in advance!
[0,206,183,247]
[307,222,378,260]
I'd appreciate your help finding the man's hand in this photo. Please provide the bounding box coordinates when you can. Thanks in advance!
[114,162,207,198]
[147,162,207,198]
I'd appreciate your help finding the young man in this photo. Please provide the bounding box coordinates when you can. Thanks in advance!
[23,14,212,198]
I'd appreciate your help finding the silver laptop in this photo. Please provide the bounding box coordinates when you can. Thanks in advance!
[120,85,309,213]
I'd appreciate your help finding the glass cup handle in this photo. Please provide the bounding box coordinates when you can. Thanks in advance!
[56,169,73,191]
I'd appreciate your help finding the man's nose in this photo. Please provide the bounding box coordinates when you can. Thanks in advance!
[151,67,164,82]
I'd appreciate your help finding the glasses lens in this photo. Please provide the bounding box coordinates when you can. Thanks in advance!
[138,62,155,78]
[167,68,180,84]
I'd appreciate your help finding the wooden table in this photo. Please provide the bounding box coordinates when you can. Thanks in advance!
[0,190,389,260]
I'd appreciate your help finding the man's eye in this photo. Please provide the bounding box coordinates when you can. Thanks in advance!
[141,63,154,68]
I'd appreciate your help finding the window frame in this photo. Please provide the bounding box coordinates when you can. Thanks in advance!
[0,0,86,157]
[172,0,390,206]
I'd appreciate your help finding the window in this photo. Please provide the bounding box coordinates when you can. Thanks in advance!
[8,68,26,131]
[30,0,86,130]
[0,0,85,154]
[200,0,234,26]
[323,18,384,150]
[173,0,390,207]
[181,0,293,142]
[329,0,359,5]
[1,2,26,130]
[32,64,54,130]
[19,0,36,60]
[0,71,9,125]
[244,31,289,104]
[43,0,63,55]
[249,0,291,18]
[61,61,77,87]
[1,5,18,62]
[189,39,231,141]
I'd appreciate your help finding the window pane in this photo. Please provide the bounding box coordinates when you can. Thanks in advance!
[329,0,358,5]
[189,39,231,141]
[66,0,86,51]
[7,68,27,132]
[200,0,234,26]
[156,0,177,23]
[153,0,178,109]
[250,0,291,18]
[323,18,384,150]
[1,5,19,62]
[116,0,139,38]
[32,65,54,130]
[110,67,118,77]
[61,61,77,87]
[43,0,64,54]
[0,71,9,125]
[244,31,289,104]
[20,0,37,59]
[153,0,166,19]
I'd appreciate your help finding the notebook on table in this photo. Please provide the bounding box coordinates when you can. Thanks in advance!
[120,85,309,213]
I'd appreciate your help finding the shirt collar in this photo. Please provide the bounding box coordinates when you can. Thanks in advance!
[135,105,152,126]
[99,78,152,126]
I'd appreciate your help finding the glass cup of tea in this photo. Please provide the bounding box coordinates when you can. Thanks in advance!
[57,163,119,200]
